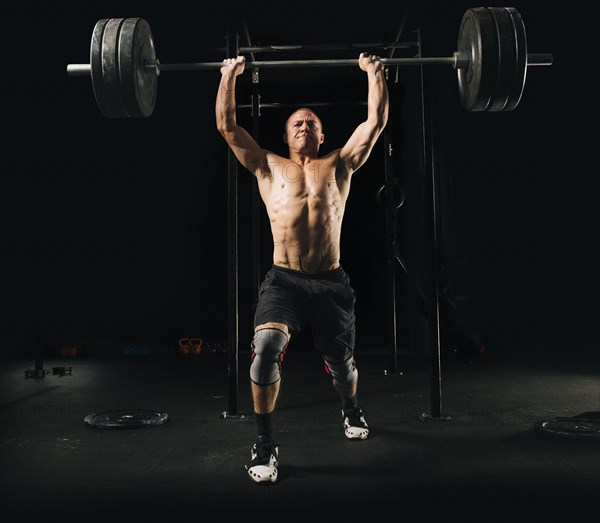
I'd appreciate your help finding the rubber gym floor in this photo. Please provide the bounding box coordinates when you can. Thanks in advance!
[1,344,598,521]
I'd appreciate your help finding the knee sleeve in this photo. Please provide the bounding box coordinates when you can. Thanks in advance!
[323,356,358,389]
[250,328,289,385]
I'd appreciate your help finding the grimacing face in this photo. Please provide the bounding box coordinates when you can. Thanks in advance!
[283,109,324,149]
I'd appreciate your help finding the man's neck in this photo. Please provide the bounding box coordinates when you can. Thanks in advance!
[288,150,318,165]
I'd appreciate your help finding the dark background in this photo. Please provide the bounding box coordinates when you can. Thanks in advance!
[5,0,597,362]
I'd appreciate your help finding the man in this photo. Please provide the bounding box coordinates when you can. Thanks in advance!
[216,53,389,483]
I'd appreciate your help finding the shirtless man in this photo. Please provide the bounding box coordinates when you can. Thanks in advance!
[216,53,388,483]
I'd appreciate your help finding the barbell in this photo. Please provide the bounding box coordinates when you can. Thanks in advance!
[66,7,552,118]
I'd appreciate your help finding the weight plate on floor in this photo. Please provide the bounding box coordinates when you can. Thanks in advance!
[534,413,600,441]
[503,7,527,111]
[118,18,157,118]
[84,409,169,429]
[456,7,499,111]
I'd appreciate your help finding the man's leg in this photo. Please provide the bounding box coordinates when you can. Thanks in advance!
[251,379,281,414]
[251,322,290,416]
[323,355,369,440]
[309,271,367,440]
[327,361,358,407]
[245,322,290,483]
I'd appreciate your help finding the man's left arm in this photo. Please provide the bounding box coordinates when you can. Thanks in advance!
[339,53,389,174]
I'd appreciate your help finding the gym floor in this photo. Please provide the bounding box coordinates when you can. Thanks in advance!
[1,345,598,521]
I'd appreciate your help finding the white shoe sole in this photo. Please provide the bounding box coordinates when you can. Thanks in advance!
[345,426,369,440]
[247,463,279,483]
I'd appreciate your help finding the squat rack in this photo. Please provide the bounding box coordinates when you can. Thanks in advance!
[219,10,450,422]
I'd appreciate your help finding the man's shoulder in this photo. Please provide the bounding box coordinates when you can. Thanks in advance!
[264,150,287,163]
[318,149,342,162]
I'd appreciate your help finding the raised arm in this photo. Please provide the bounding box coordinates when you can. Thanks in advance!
[339,53,389,174]
[216,56,268,176]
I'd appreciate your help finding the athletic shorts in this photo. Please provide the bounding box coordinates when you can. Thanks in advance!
[254,264,356,362]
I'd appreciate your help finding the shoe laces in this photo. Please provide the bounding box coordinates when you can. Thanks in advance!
[344,407,365,425]
[253,437,277,463]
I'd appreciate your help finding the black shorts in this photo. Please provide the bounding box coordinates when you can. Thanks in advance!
[254,264,356,362]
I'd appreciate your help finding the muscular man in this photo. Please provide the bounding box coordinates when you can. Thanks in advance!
[216,53,388,483]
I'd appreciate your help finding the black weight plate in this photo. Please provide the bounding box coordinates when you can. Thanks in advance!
[118,18,157,118]
[90,19,114,118]
[84,409,169,429]
[487,7,517,111]
[534,417,600,441]
[503,8,527,111]
[101,18,129,118]
[457,8,499,111]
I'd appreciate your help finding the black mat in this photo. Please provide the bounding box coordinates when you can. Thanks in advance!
[1,348,598,520]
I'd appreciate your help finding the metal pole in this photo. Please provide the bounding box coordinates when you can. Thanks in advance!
[417,26,451,422]
[228,42,419,53]
[383,128,399,375]
[238,101,367,109]
[382,8,408,375]
[248,36,262,325]
[223,27,240,418]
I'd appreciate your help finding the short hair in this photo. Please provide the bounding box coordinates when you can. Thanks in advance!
[284,108,323,133]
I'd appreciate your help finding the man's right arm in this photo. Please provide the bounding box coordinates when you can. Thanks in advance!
[215,57,268,176]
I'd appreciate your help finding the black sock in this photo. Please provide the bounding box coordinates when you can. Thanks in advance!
[255,413,273,440]
[341,394,359,412]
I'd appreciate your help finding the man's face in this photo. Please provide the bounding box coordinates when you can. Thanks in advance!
[283,110,324,150]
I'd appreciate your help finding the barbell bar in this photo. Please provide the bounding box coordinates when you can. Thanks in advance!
[66,7,552,118]
[68,55,468,75]
[66,53,552,74]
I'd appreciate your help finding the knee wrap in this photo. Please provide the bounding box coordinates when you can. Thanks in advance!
[250,328,288,385]
[323,356,358,389]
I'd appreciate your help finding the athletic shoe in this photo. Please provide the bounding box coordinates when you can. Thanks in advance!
[245,436,279,483]
[342,407,369,440]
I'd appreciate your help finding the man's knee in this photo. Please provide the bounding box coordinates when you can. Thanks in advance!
[255,322,291,342]
[323,356,358,389]
[250,328,289,385]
